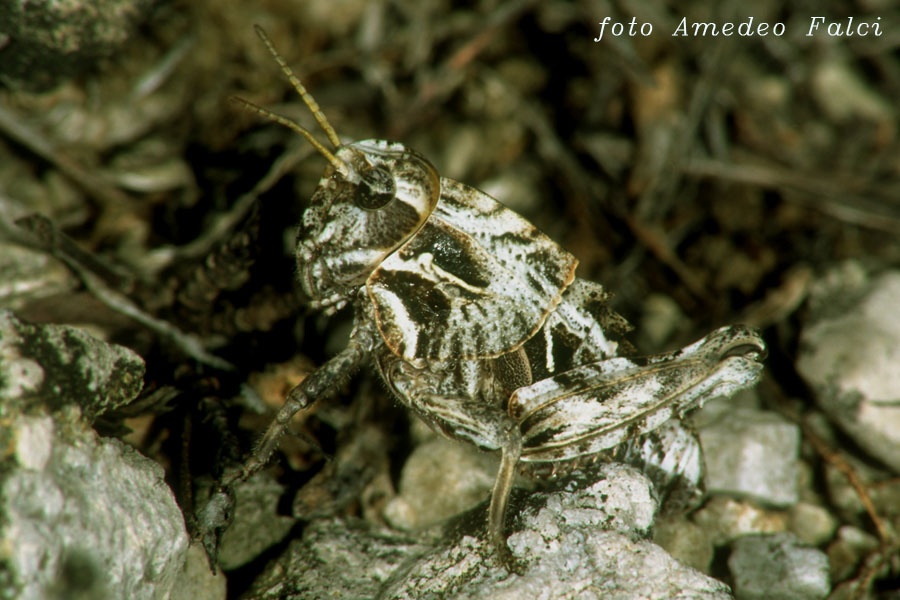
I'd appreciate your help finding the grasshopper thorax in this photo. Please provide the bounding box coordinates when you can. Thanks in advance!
[296,140,440,304]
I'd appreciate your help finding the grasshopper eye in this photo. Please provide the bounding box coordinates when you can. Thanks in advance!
[354,165,396,210]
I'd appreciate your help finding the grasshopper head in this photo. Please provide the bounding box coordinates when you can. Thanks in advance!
[296,140,440,304]
[240,26,440,308]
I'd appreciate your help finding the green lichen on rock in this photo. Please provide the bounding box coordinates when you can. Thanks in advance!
[0,310,144,420]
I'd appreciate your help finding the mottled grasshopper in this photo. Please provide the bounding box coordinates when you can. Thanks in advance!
[200,26,766,570]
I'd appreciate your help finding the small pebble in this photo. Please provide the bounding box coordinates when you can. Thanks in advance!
[692,496,789,546]
[383,437,497,530]
[728,532,830,600]
[788,502,838,547]
[653,516,714,573]
[700,407,800,506]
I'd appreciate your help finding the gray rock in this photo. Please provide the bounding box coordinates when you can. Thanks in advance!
[217,474,297,571]
[292,422,391,522]
[383,437,497,531]
[243,520,429,600]
[699,407,800,506]
[386,530,731,600]
[692,497,789,546]
[245,463,733,599]
[787,502,837,547]
[0,309,145,419]
[797,268,900,472]
[0,412,189,600]
[0,309,188,599]
[728,533,830,600]
[653,517,714,573]
[170,545,227,600]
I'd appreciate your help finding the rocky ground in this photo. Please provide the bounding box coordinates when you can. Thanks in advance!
[2,1,900,598]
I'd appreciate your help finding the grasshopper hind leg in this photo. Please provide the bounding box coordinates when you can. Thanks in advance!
[487,420,526,574]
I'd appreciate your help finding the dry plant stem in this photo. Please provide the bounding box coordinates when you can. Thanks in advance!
[174,206,260,320]
[765,375,899,597]
[803,429,890,544]
[131,35,195,99]
[0,104,138,222]
[13,214,233,370]
[684,157,900,234]
[633,7,738,223]
[762,377,890,545]
[15,213,135,292]
[869,477,900,489]
[70,265,234,370]
[740,265,813,329]
[624,213,712,304]
[392,0,539,138]
[846,535,900,600]
[446,0,539,71]
[180,409,197,534]
[151,142,313,270]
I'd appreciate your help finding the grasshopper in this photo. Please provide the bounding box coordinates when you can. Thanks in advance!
[199,26,766,571]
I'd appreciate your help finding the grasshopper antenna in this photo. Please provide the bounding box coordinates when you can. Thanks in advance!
[253,24,342,149]
[230,96,355,181]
